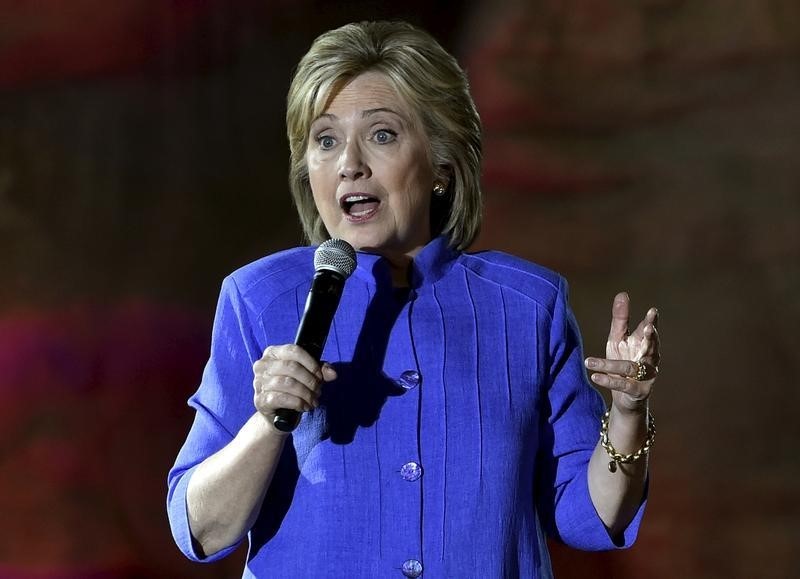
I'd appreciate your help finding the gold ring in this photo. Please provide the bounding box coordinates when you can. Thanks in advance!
[634,360,647,381]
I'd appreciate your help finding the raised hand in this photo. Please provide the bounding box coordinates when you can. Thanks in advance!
[585,292,660,413]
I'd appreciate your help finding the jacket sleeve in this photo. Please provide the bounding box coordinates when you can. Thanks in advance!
[166,275,263,562]
[534,277,647,550]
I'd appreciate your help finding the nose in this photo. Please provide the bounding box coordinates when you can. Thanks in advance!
[339,139,371,181]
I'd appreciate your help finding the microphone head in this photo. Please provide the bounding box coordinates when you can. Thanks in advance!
[314,238,357,278]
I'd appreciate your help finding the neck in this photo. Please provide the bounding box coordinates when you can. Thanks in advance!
[358,242,428,287]
[385,254,412,287]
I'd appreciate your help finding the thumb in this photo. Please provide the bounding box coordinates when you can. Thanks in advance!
[321,362,338,382]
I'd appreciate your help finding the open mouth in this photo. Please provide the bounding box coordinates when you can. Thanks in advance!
[340,194,380,220]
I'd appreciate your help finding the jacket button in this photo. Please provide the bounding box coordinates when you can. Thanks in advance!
[401,559,423,577]
[397,370,421,390]
[400,461,423,482]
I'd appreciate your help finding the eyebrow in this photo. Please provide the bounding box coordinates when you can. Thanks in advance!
[362,107,404,119]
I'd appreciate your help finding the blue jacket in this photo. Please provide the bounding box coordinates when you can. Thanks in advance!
[167,236,645,578]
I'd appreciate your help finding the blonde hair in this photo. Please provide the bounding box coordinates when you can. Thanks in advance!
[286,21,482,249]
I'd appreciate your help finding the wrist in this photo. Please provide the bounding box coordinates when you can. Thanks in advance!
[607,404,648,446]
[600,407,655,473]
[611,390,649,416]
[609,400,647,423]
[248,412,292,441]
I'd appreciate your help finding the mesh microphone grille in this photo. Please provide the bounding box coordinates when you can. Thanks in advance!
[314,238,357,277]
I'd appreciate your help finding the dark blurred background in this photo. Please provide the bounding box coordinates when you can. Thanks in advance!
[1,1,798,577]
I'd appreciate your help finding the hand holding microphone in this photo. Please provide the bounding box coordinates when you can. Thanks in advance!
[252,239,357,433]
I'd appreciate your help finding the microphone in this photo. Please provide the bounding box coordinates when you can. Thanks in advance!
[272,238,357,432]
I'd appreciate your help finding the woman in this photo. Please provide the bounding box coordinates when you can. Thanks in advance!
[167,21,660,578]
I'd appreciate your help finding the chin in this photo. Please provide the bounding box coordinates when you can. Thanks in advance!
[329,226,425,258]
[333,229,389,253]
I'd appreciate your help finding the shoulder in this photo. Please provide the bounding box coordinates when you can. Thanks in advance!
[457,249,566,312]
[224,246,315,307]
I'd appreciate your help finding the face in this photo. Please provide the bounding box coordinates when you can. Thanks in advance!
[306,71,436,260]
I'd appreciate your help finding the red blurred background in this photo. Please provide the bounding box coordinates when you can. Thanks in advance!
[1,1,798,577]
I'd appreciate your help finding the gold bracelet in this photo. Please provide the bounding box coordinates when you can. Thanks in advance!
[600,409,656,473]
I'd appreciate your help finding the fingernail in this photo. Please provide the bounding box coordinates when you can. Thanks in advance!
[586,358,598,369]
[592,373,608,384]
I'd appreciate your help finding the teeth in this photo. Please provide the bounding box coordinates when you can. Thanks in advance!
[341,194,378,217]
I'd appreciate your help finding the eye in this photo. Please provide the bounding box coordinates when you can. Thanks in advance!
[372,129,397,144]
[317,134,336,150]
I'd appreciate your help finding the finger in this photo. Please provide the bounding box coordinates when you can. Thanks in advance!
[586,357,639,378]
[643,323,661,366]
[321,362,338,382]
[254,373,319,410]
[261,358,324,391]
[586,357,658,381]
[631,306,659,339]
[607,292,630,344]
[262,344,323,379]
[589,372,652,400]
[631,315,660,363]
[649,325,661,366]
[254,386,313,413]
[649,307,659,329]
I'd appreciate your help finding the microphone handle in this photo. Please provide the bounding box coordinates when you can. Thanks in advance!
[272,271,344,433]
[272,410,302,434]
